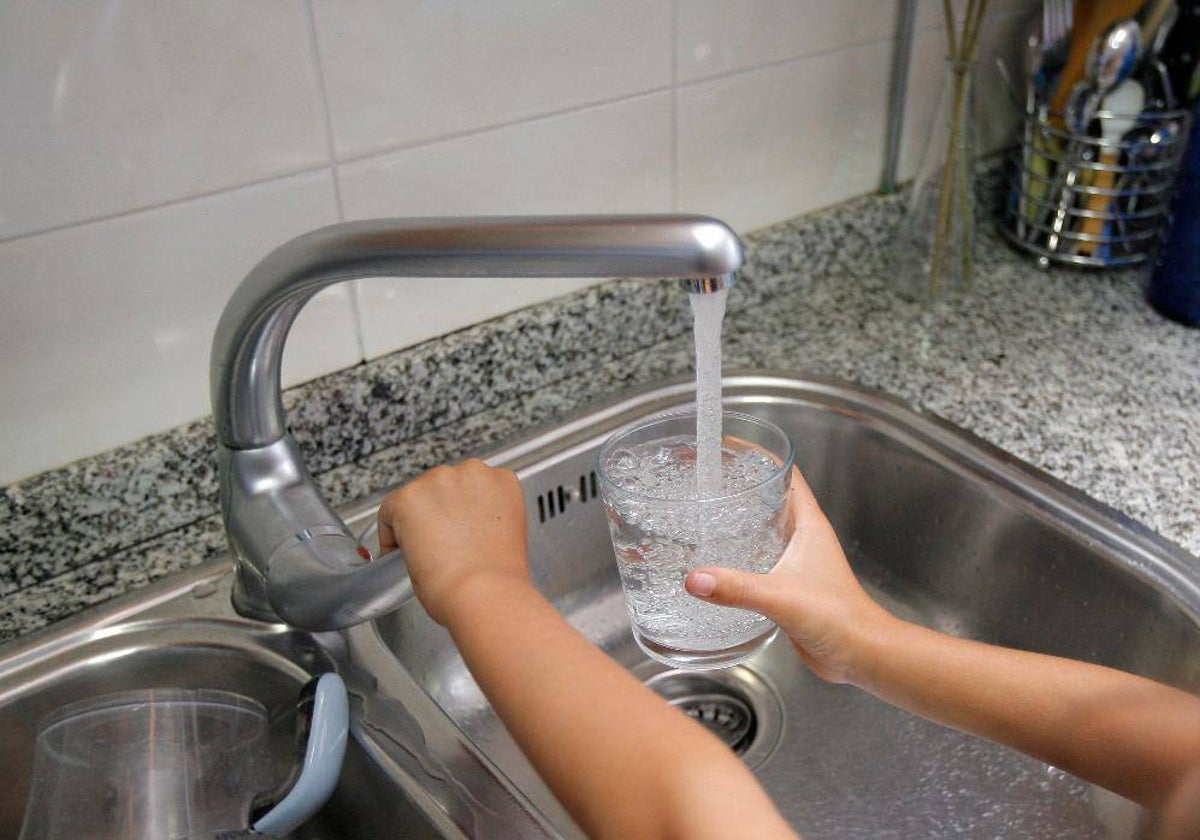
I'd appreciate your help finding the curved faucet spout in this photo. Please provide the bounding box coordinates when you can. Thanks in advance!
[211,214,743,630]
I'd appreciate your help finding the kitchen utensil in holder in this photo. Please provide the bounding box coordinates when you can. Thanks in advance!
[1003,102,1191,268]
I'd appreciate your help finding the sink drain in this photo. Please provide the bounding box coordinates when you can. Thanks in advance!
[671,690,756,754]
[643,669,783,768]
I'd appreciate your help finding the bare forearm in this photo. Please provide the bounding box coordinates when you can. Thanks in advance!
[851,615,1200,809]
[444,574,795,839]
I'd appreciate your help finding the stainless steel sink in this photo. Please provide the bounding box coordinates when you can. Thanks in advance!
[4,372,1199,839]
[0,567,444,840]
[342,372,1200,839]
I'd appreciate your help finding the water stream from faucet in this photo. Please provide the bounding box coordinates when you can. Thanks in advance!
[689,286,729,498]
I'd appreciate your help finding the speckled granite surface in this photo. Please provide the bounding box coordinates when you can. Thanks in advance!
[2,191,1198,643]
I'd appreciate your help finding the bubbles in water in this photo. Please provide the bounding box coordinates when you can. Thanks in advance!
[603,436,777,501]
[602,437,789,650]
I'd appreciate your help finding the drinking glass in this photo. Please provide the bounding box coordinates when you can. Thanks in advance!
[597,410,794,670]
[20,675,348,840]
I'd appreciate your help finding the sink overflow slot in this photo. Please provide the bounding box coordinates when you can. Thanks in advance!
[536,471,598,523]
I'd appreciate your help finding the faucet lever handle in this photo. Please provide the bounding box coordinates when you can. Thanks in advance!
[267,540,413,630]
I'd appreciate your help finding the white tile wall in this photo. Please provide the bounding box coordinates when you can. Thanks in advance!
[0,0,1034,484]
[341,93,675,358]
[311,0,674,159]
[0,1,328,239]
[676,0,898,82]
[0,171,350,482]
[677,41,893,233]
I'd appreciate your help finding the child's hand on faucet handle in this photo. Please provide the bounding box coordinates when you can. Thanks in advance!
[378,459,531,627]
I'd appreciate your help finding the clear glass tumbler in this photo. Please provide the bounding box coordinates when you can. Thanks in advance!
[597,410,794,670]
[20,675,349,840]
[19,689,273,840]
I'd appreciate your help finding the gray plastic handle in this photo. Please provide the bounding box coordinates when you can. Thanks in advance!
[251,673,349,837]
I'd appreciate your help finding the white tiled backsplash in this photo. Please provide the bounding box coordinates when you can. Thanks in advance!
[0,0,1035,484]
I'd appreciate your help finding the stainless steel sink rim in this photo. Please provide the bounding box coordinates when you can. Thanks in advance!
[4,370,1199,840]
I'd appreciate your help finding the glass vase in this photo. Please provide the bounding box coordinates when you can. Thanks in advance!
[892,57,977,302]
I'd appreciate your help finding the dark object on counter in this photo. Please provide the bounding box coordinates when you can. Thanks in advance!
[1146,101,1200,324]
[1160,0,1200,105]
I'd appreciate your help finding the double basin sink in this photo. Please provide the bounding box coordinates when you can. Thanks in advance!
[3,373,1199,838]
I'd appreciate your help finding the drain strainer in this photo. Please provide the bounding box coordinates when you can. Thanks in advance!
[643,668,783,768]
[670,691,756,754]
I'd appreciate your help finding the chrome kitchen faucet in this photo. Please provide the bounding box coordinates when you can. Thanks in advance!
[210,215,743,630]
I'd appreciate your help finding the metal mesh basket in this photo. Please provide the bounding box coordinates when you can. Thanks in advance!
[1003,104,1192,268]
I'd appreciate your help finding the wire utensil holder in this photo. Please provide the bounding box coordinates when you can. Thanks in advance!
[1003,104,1191,268]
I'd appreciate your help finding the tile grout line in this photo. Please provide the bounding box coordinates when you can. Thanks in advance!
[331,84,678,168]
[0,86,676,250]
[1,26,945,251]
[675,33,906,89]
[670,0,680,213]
[0,163,335,248]
[303,0,345,223]
[303,0,369,363]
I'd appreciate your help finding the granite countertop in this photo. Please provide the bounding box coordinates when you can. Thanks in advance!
[2,190,1198,644]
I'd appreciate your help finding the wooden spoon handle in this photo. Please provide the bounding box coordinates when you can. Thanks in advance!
[1077,151,1120,256]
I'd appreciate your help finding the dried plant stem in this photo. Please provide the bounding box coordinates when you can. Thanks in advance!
[956,83,975,290]
[941,0,959,60]
[929,0,987,300]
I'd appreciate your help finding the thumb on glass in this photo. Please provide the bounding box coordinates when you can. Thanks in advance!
[685,566,781,618]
